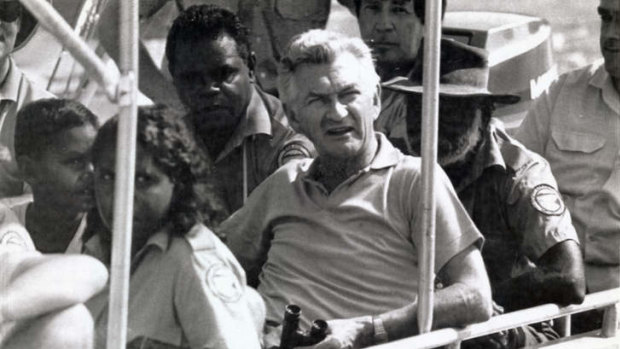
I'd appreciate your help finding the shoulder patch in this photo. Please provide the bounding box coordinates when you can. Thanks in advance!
[530,184,565,216]
[278,143,311,166]
[206,264,243,303]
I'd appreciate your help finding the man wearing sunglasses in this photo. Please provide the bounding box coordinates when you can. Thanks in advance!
[0,0,53,198]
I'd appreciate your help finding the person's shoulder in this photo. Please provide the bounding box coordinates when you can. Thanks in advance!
[557,61,603,87]
[493,122,542,174]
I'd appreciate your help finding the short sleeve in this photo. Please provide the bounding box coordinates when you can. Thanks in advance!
[504,155,579,260]
[174,255,263,349]
[408,164,483,272]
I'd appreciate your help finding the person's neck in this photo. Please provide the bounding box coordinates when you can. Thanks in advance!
[612,76,619,95]
[26,201,85,253]
[0,57,11,87]
[315,140,378,193]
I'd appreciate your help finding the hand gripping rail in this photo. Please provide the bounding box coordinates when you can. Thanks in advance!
[368,288,620,349]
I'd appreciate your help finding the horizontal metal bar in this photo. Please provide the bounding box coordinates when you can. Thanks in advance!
[369,288,620,349]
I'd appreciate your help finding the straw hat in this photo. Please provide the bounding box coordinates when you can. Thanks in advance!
[382,39,520,104]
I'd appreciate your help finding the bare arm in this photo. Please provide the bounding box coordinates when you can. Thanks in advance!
[493,240,585,312]
[98,0,184,110]
[0,254,108,321]
[311,244,492,348]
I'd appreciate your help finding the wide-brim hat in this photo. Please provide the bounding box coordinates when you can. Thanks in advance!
[14,0,52,51]
[382,39,520,105]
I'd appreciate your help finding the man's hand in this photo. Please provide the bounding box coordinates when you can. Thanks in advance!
[301,316,374,349]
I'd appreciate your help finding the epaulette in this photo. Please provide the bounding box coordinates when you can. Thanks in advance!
[184,224,216,252]
[499,139,536,175]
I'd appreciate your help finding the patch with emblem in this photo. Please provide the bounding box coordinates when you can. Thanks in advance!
[206,264,243,303]
[0,230,28,249]
[531,184,565,216]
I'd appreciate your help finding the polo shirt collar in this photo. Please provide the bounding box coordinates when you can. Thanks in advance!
[0,58,20,103]
[216,85,273,162]
[305,132,402,182]
[590,63,620,115]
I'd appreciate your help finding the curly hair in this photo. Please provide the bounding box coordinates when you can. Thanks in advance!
[92,105,226,236]
[353,0,447,24]
[15,98,99,160]
[165,4,251,76]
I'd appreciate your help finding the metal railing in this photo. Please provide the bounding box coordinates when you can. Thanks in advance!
[369,288,620,349]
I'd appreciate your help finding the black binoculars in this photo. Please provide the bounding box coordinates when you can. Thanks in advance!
[279,304,328,349]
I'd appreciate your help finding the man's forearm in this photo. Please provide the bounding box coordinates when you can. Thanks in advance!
[380,282,491,342]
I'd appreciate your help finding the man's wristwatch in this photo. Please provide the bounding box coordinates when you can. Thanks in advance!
[372,315,389,344]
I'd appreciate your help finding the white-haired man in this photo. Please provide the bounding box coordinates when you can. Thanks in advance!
[223,30,492,348]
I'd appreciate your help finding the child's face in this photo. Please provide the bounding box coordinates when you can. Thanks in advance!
[94,143,175,249]
[27,124,97,212]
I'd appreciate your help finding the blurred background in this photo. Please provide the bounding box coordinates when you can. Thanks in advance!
[13,0,603,120]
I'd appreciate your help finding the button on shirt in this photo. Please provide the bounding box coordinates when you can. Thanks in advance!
[208,85,314,214]
[516,62,620,292]
[454,120,579,291]
[85,224,263,349]
[0,58,54,198]
[223,133,482,327]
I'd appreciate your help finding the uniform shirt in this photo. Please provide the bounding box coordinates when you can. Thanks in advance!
[0,58,54,198]
[449,120,579,293]
[208,85,314,213]
[223,133,483,327]
[515,62,620,292]
[0,195,87,254]
[85,223,263,349]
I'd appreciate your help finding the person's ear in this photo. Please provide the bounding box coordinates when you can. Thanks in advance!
[372,83,382,120]
[248,51,257,80]
[16,155,38,184]
[284,103,302,134]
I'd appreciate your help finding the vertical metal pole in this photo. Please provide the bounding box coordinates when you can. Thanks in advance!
[601,303,619,338]
[417,0,443,334]
[105,0,138,348]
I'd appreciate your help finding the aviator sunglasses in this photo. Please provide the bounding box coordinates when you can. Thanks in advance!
[0,1,21,23]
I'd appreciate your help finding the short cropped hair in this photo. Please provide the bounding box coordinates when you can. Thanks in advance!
[14,98,99,160]
[165,4,251,75]
[278,30,380,107]
[92,105,224,234]
[353,0,447,24]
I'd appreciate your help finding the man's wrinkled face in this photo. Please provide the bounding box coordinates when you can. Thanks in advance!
[287,52,381,161]
[599,0,620,79]
[358,0,423,72]
[0,0,21,61]
[406,97,484,166]
[172,33,253,132]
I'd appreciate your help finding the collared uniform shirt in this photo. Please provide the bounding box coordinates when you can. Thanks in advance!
[451,120,579,292]
[85,224,264,349]
[516,62,620,292]
[0,58,54,198]
[0,195,86,254]
[223,133,482,327]
[208,85,314,214]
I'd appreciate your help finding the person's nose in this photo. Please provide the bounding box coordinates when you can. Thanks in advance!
[198,75,221,95]
[375,5,394,33]
[326,99,348,121]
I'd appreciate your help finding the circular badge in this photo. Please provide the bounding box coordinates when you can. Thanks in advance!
[206,264,243,303]
[530,184,565,216]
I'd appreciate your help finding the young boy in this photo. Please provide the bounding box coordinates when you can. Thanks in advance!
[0,98,99,253]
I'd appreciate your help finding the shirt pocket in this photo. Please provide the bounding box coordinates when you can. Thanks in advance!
[551,128,606,154]
[274,0,329,21]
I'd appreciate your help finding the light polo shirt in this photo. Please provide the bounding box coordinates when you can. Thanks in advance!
[0,58,54,198]
[223,133,483,327]
[85,223,263,349]
[516,61,620,292]
[205,85,315,214]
